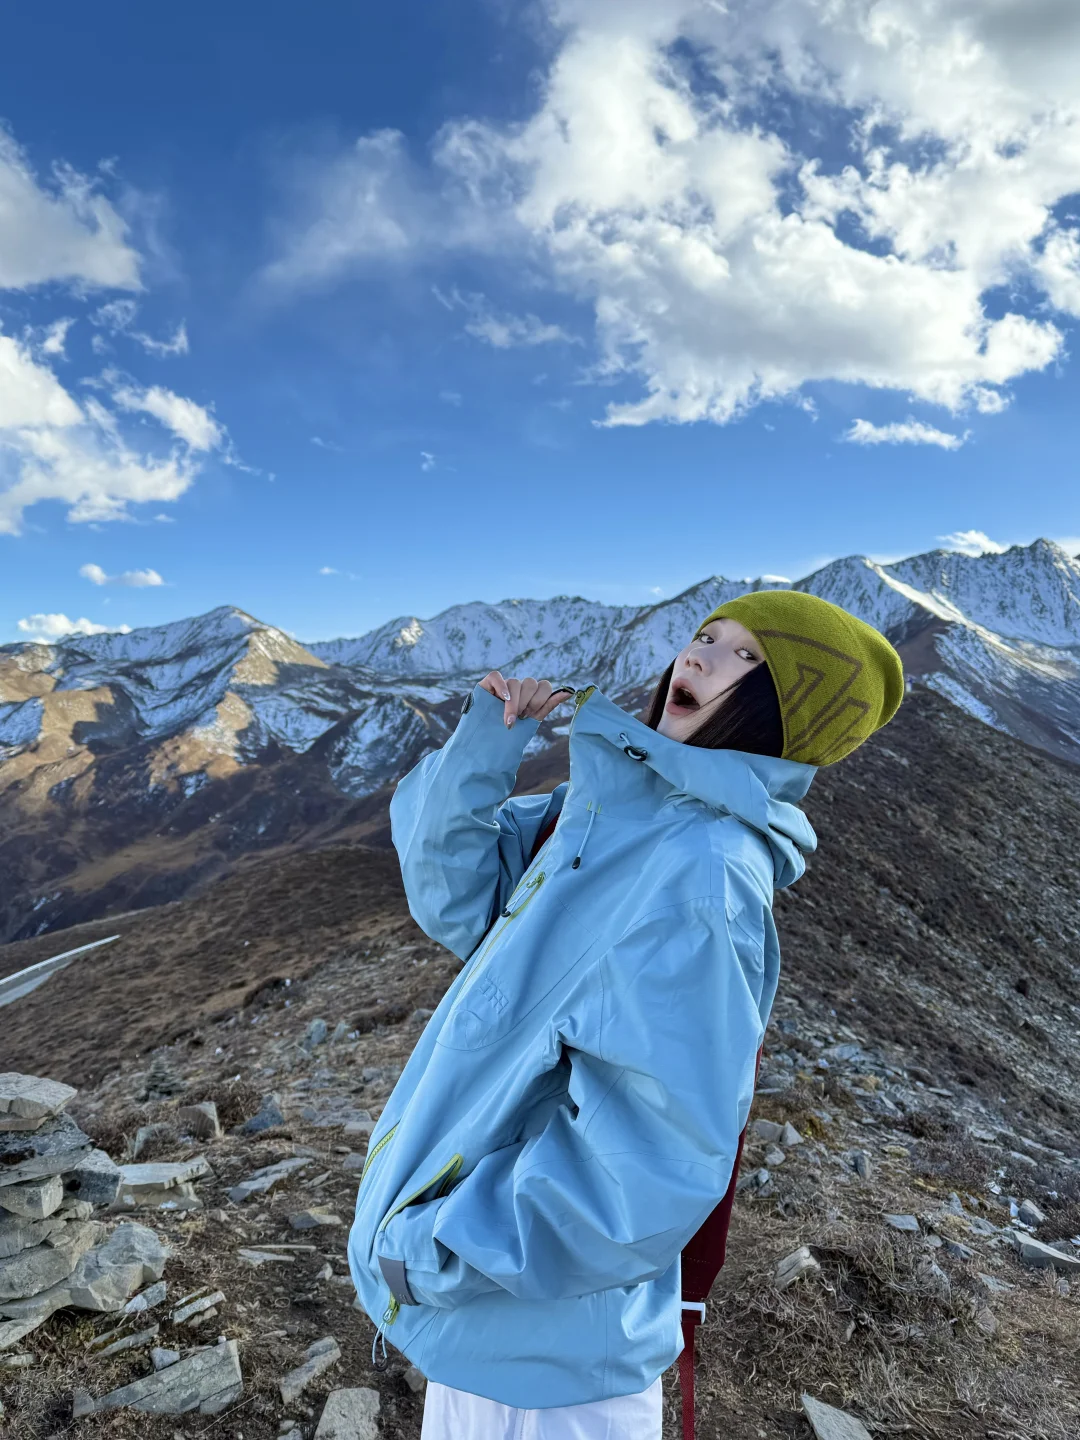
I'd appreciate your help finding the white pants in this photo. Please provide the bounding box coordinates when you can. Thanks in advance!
[420,1376,663,1440]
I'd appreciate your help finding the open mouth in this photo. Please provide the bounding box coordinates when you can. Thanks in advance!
[667,682,701,715]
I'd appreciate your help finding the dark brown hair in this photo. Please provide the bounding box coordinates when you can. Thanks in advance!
[641,658,784,758]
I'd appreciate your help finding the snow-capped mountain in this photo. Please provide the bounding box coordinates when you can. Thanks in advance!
[1,538,1078,943]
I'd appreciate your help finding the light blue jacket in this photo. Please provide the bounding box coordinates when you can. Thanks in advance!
[348,682,817,1407]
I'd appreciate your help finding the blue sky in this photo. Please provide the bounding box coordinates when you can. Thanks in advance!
[2,0,1079,647]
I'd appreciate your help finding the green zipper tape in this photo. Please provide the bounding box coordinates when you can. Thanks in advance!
[360,1122,398,1184]
[378,1153,464,1234]
[458,870,546,1000]
[378,1153,465,1325]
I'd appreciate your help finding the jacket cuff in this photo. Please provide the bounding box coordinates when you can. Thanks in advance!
[455,682,540,761]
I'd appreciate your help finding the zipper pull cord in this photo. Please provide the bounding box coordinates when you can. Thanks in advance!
[371,1316,390,1371]
[572,802,600,870]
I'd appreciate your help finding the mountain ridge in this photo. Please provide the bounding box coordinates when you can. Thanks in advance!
[1,537,1078,943]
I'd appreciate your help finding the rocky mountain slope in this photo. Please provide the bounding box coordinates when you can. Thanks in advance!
[1,539,1078,943]
[2,685,1079,1438]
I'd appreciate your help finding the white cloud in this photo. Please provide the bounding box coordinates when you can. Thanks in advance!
[16,612,131,641]
[937,530,1008,556]
[0,331,220,535]
[311,435,342,451]
[40,318,75,358]
[420,451,436,472]
[318,565,338,575]
[92,300,189,358]
[79,562,165,587]
[434,287,577,349]
[265,0,1080,425]
[110,382,224,451]
[0,334,83,428]
[0,131,140,292]
[844,418,968,450]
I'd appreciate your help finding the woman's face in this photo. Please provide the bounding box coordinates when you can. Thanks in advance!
[656,616,765,741]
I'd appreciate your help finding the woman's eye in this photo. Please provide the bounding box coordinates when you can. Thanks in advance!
[737,648,756,661]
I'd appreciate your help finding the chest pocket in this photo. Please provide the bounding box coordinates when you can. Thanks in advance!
[436,878,597,1051]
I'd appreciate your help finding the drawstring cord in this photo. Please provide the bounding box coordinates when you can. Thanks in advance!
[572,801,600,869]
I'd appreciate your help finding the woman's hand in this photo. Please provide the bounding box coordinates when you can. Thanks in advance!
[479,671,576,729]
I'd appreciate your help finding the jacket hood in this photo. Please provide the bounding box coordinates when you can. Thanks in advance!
[568,686,818,888]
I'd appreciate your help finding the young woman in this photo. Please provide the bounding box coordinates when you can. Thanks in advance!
[348,589,904,1440]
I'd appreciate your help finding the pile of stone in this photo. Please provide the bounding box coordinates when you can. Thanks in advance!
[0,1073,167,1352]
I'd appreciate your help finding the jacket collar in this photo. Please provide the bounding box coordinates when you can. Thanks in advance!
[566,687,818,888]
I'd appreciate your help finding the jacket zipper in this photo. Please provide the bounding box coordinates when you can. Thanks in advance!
[359,1123,398,1185]
[457,869,546,999]
[377,1152,465,1327]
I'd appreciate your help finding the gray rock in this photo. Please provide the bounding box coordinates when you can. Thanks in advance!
[0,1113,93,1188]
[64,1149,122,1208]
[124,1279,167,1314]
[763,1145,786,1167]
[172,1289,224,1324]
[775,1245,820,1290]
[1008,1231,1080,1275]
[57,1199,95,1222]
[966,1216,1000,1237]
[341,1152,366,1172]
[974,1306,998,1337]
[802,1394,873,1440]
[735,1166,770,1193]
[343,1114,375,1138]
[73,1336,242,1415]
[919,1258,951,1302]
[315,1386,381,1439]
[289,1208,343,1231]
[0,1316,44,1352]
[0,1212,66,1259]
[821,1043,863,1063]
[849,1151,873,1180]
[403,1365,426,1395]
[0,1220,103,1301]
[131,1123,172,1161]
[977,1272,1015,1295]
[0,1074,77,1131]
[303,1018,329,1050]
[330,1021,350,1043]
[238,1249,296,1267]
[0,1221,168,1321]
[780,1122,804,1147]
[0,1174,64,1219]
[228,1156,310,1204]
[151,1346,180,1370]
[280,1335,341,1404]
[93,1323,159,1358]
[750,1119,784,1143]
[1018,1199,1046,1227]
[116,1158,211,1204]
[235,1094,285,1135]
[885,1214,920,1233]
[177,1102,222,1140]
[943,1238,974,1261]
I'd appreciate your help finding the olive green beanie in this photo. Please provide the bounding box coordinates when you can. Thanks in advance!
[699,591,904,766]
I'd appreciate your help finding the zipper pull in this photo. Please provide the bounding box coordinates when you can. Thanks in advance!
[371,1313,391,1371]
[501,871,545,916]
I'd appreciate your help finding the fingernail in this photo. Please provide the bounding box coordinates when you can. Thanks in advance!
[506,715,515,727]
[502,692,511,701]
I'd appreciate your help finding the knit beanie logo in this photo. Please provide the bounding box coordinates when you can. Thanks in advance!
[699,591,904,767]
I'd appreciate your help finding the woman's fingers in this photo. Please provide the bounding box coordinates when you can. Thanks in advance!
[541,686,576,720]
[476,672,576,728]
